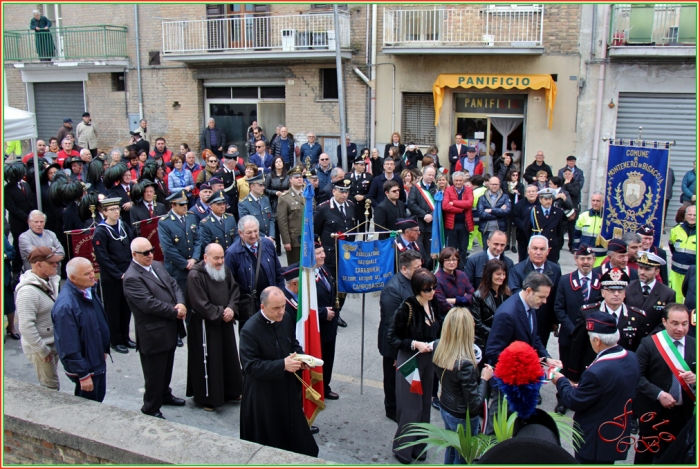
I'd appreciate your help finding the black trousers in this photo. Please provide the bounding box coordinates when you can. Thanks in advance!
[69,372,106,402]
[321,338,336,393]
[546,244,561,264]
[10,230,23,274]
[209,146,222,159]
[101,278,132,346]
[446,224,470,270]
[575,455,614,465]
[566,219,576,250]
[517,237,529,262]
[89,148,97,158]
[382,356,397,416]
[139,347,176,414]
[634,406,688,464]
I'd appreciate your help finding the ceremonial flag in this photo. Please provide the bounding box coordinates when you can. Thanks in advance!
[296,180,325,425]
[135,216,163,262]
[67,228,100,275]
[431,190,445,258]
[397,353,423,395]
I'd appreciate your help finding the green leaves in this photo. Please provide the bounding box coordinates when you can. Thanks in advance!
[548,412,585,451]
[492,395,517,442]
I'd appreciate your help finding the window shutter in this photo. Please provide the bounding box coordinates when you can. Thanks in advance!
[402,93,436,145]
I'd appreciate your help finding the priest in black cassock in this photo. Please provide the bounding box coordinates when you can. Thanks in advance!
[239,286,319,457]
[185,243,242,411]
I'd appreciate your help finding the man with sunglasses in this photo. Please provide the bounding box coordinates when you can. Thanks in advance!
[246,126,268,158]
[123,237,187,419]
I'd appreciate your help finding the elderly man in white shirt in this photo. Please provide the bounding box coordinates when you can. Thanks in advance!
[18,210,64,272]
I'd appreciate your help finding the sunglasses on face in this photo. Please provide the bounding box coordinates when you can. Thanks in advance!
[320,158,329,161]
[176,202,188,206]
[134,248,155,256]
[422,286,437,293]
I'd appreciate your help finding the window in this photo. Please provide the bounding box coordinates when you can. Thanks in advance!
[401,93,436,146]
[310,4,347,10]
[260,86,285,99]
[320,68,338,100]
[111,72,126,92]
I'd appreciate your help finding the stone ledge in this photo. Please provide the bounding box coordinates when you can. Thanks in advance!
[3,378,330,465]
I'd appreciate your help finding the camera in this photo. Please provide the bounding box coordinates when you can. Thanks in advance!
[506,152,514,157]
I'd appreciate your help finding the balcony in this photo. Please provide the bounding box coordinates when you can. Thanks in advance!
[608,4,696,58]
[383,5,544,55]
[4,25,128,63]
[161,12,352,62]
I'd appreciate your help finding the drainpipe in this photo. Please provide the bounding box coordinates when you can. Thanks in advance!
[333,5,348,169]
[588,4,610,203]
[369,4,378,150]
[134,5,144,120]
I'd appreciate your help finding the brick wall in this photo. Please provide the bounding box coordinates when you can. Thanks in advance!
[3,430,115,465]
[542,3,582,54]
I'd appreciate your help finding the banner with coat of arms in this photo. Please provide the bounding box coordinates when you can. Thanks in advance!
[337,238,395,294]
[602,143,669,247]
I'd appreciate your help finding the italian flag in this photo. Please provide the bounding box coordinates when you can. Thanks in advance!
[398,354,423,395]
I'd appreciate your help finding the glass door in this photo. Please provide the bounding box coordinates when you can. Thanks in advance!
[207,102,258,157]
[454,113,493,174]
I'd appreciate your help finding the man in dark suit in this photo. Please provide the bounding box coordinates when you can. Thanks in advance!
[484,271,561,434]
[552,312,640,464]
[626,251,676,337]
[553,245,602,414]
[129,180,167,228]
[447,133,469,174]
[523,188,565,263]
[512,184,540,262]
[406,165,437,257]
[509,235,562,349]
[637,224,669,284]
[4,162,37,276]
[336,134,357,172]
[378,250,422,422]
[105,163,134,225]
[372,180,406,241]
[634,303,696,463]
[464,230,513,289]
[366,157,405,207]
[314,178,357,276]
[312,239,340,400]
[123,237,187,419]
[592,238,639,281]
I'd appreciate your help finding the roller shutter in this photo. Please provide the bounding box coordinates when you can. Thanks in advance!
[33,82,85,142]
[615,92,696,227]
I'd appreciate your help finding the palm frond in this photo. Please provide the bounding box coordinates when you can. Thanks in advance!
[492,395,517,442]
[548,412,585,450]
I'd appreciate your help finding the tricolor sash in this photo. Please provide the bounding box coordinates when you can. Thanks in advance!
[415,184,435,211]
[651,330,695,402]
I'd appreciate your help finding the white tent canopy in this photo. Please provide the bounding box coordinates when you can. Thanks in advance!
[4,106,38,141]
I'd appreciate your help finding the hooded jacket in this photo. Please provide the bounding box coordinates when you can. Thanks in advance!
[15,271,60,357]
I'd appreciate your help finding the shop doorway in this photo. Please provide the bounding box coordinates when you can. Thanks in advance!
[489,117,524,172]
[455,114,494,173]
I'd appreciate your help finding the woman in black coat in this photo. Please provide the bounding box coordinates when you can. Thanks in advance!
[501,169,524,250]
[471,259,511,351]
[387,269,441,464]
[369,148,383,176]
[264,156,290,255]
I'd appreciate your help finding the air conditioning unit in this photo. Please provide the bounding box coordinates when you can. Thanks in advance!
[281,29,296,51]
[327,30,336,51]
[483,34,495,46]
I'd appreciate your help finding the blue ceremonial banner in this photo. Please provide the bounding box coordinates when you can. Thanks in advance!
[300,180,316,269]
[337,238,395,293]
[602,144,669,247]
[431,190,445,257]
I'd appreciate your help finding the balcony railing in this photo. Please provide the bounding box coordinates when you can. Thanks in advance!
[609,4,696,46]
[383,5,544,48]
[162,12,351,56]
[3,25,128,62]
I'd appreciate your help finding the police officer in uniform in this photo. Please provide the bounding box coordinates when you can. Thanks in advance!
[198,190,238,252]
[159,190,202,345]
[189,183,213,223]
[238,173,273,237]
[524,188,565,263]
[281,264,300,318]
[625,251,675,337]
[277,166,313,265]
[637,224,668,284]
[592,238,639,281]
[212,149,241,219]
[568,268,646,382]
[348,156,373,235]
[393,217,429,267]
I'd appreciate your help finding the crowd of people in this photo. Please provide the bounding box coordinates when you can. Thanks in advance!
[3,120,697,464]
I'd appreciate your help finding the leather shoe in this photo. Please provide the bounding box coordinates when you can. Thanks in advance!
[386,412,397,422]
[163,395,186,406]
[325,391,339,400]
[431,397,441,411]
[555,404,567,415]
[124,339,136,349]
[6,328,20,340]
[393,454,411,465]
[310,426,320,435]
[337,317,347,328]
[177,337,184,347]
[142,410,165,419]
[512,246,517,253]
[111,344,128,354]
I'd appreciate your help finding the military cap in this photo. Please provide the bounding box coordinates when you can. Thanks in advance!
[166,190,189,205]
[600,267,629,290]
[246,173,264,185]
[537,188,556,198]
[208,190,227,204]
[396,218,419,230]
[223,149,239,159]
[307,168,319,179]
[282,264,300,282]
[100,197,122,208]
[607,238,627,254]
[586,311,618,334]
[288,166,304,177]
[637,224,655,237]
[354,155,366,164]
[28,246,64,264]
[208,177,224,186]
[575,244,595,257]
[637,251,666,268]
[314,234,323,249]
[198,182,212,192]
[332,178,353,191]
[129,130,140,136]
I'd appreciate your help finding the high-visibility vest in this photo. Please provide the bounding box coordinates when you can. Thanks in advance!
[669,222,697,275]
[574,209,605,257]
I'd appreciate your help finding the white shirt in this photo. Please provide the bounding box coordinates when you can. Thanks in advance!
[577,271,591,283]
[486,250,498,261]
[641,279,657,292]
[607,304,623,321]
[532,262,546,272]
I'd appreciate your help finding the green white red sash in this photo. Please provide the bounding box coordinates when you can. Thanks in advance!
[651,330,695,402]
[415,184,435,211]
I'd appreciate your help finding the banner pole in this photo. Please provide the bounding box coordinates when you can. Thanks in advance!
[360,292,365,395]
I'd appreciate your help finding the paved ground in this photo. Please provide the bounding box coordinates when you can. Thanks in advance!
[5,232,664,463]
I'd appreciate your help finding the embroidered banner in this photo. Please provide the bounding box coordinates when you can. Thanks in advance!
[67,228,100,274]
[137,217,164,262]
[337,238,395,293]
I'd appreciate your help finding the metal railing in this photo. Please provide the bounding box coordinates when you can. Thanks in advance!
[162,12,350,55]
[4,25,128,62]
[609,4,694,45]
[383,5,544,47]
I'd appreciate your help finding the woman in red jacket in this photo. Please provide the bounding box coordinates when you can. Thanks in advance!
[442,171,474,269]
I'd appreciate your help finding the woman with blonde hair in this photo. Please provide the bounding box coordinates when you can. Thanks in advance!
[384,132,406,159]
[433,307,492,464]
[401,169,415,201]
[237,163,259,201]
[196,149,219,185]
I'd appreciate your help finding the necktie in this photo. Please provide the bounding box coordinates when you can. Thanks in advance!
[179,216,185,227]
[412,242,420,251]
[581,277,589,302]
[340,204,346,217]
[251,244,258,257]
[670,340,683,402]
[527,308,534,332]
[149,266,159,280]
[642,285,650,296]
[77,173,82,181]
[219,217,224,227]
[318,270,330,291]
[148,203,153,217]
[536,268,543,274]
[544,209,549,217]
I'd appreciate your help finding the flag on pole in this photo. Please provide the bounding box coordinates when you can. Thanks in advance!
[296,179,325,425]
[430,190,445,258]
[398,354,423,395]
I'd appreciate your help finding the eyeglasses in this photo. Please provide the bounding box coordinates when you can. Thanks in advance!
[422,286,437,293]
[256,145,265,148]
[320,158,329,161]
[105,207,121,212]
[134,248,155,256]
[208,159,218,163]
[388,189,400,193]
[444,258,459,263]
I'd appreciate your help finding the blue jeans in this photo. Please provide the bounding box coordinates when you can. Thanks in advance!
[440,407,480,464]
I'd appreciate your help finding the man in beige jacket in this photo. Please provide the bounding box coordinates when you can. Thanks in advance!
[15,247,63,390]
[76,112,98,158]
